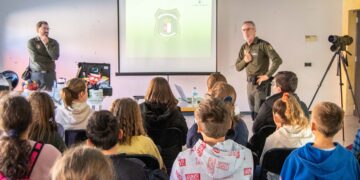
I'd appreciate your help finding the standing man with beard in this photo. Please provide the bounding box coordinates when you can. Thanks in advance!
[235,21,282,120]
[28,21,59,91]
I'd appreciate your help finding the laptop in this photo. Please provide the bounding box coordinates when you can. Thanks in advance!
[174,84,192,103]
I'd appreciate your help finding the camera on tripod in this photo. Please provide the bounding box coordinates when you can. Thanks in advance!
[328,35,353,52]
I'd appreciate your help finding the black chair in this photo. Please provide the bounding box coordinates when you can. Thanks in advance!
[126,154,160,170]
[64,129,87,147]
[260,148,295,179]
[247,125,276,163]
[147,128,183,174]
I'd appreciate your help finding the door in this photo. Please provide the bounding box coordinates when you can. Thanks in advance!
[354,11,360,117]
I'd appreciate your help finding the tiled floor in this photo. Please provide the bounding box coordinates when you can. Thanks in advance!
[184,114,360,146]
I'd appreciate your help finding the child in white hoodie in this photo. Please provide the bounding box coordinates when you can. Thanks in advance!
[56,78,93,130]
[260,93,314,179]
[171,97,253,180]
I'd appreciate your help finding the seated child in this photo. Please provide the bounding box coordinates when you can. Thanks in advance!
[110,98,165,170]
[260,93,314,179]
[280,102,360,179]
[51,146,114,179]
[86,110,148,180]
[171,97,253,180]
[187,82,248,148]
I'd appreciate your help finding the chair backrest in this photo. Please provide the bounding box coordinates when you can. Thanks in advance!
[126,154,160,170]
[147,127,183,174]
[64,129,87,147]
[247,125,276,158]
[261,148,295,176]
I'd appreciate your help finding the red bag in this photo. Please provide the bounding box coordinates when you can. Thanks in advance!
[0,142,44,180]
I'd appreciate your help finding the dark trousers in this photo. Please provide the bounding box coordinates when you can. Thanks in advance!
[30,70,56,91]
[247,82,267,120]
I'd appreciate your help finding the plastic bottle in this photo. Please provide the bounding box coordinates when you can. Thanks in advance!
[191,87,199,107]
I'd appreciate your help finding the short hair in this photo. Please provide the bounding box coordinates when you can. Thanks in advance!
[110,98,146,145]
[312,102,344,138]
[36,21,48,29]
[195,97,231,138]
[242,21,256,28]
[207,72,227,91]
[51,146,114,180]
[86,110,119,150]
[144,77,178,108]
[274,71,298,92]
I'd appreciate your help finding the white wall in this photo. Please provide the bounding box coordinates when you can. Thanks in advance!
[0,0,342,110]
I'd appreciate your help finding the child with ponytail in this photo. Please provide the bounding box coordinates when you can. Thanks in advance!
[260,93,314,178]
[56,78,93,130]
[0,96,61,179]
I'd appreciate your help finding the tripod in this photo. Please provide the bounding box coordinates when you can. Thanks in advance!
[308,49,360,142]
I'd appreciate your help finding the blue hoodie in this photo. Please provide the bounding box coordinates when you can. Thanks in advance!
[280,143,360,180]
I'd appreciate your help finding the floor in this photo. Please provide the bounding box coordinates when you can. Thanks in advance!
[184,114,360,146]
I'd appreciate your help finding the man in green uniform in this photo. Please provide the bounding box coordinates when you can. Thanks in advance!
[28,21,59,91]
[235,21,282,120]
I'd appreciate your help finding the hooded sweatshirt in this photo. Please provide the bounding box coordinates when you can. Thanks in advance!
[55,101,93,130]
[140,102,188,144]
[280,143,360,180]
[261,125,314,162]
[170,139,253,180]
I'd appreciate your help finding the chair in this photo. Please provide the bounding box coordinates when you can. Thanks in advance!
[126,154,160,170]
[147,128,183,174]
[260,148,295,179]
[246,125,276,162]
[64,129,87,147]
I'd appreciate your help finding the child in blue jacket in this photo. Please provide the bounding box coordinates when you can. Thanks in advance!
[280,102,360,180]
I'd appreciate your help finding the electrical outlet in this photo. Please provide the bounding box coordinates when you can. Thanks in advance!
[305,62,312,67]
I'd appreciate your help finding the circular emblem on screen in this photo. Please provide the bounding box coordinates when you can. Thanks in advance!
[154,9,180,38]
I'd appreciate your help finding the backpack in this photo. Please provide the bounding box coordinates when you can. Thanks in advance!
[0,142,44,180]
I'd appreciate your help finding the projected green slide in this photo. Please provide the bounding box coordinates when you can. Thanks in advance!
[125,0,213,58]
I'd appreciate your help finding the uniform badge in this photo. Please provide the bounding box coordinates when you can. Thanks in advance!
[154,8,180,39]
[36,43,41,49]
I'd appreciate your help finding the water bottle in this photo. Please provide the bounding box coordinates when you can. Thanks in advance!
[191,87,199,107]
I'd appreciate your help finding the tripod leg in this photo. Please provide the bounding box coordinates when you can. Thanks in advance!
[338,56,345,142]
[308,52,338,109]
[340,57,360,121]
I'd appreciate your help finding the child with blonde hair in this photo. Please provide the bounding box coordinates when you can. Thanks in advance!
[260,93,314,179]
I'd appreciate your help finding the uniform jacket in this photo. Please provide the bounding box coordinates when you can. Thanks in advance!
[28,36,59,71]
[235,37,282,77]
